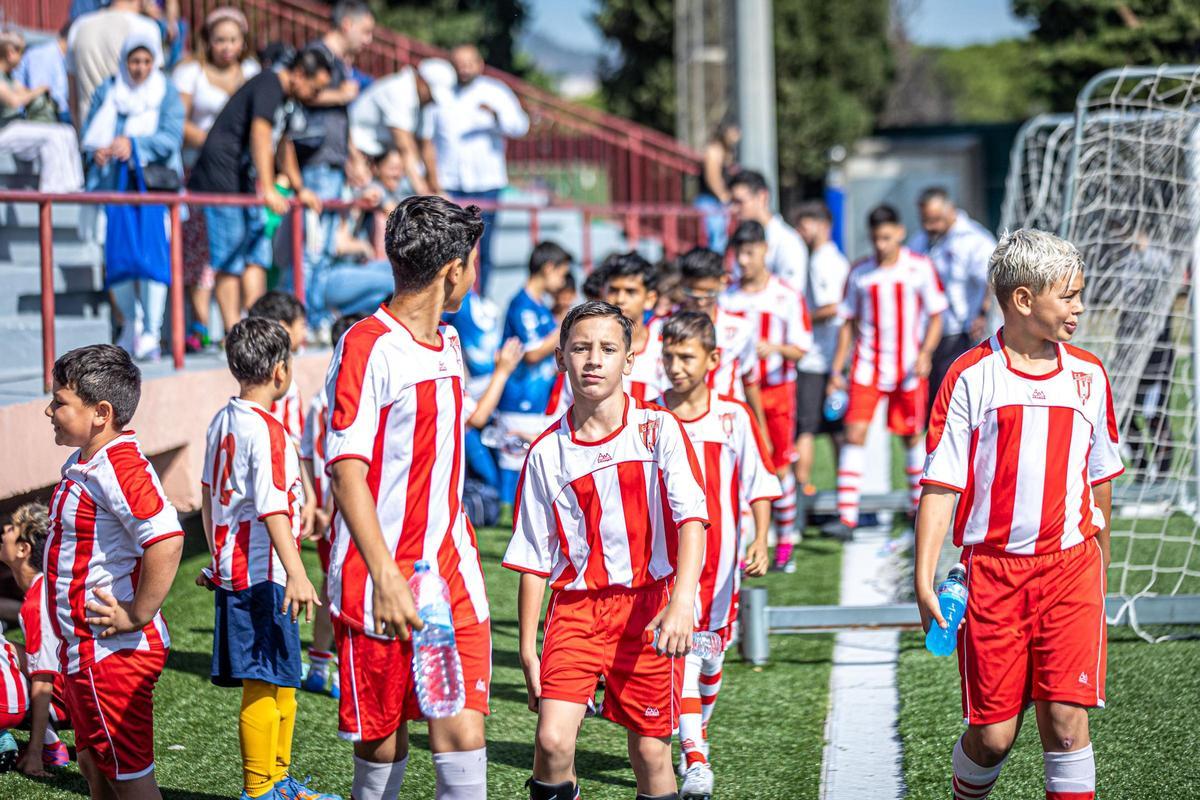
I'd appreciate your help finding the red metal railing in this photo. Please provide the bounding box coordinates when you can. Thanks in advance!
[0,188,711,392]
[1,0,702,204]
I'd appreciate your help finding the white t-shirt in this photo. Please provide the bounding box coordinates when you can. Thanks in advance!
[349,67,425,157]
[67,10,162,119]
[799,240,851,374]
[172,59,260,165]
[766,214,809,294]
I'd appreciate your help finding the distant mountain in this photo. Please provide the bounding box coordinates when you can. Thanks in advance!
[518,28,604,97]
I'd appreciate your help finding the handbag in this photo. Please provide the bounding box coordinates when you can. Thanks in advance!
[104,141,171,288]
[142,162,182,192]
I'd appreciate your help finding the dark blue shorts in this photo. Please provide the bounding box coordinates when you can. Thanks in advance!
[212,582,302,688]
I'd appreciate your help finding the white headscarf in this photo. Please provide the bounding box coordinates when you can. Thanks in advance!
[82,31,167,152]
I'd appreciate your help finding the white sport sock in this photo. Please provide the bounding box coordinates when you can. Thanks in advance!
[44,724,60,744]
[433,747,487,800]
[837,443,866,527]
[679,652,706,766]
[906,443,925,511]
[952,736,1004,800]
[774,470,798,535]
[352,754,408,800]
[1044,745,1095,798]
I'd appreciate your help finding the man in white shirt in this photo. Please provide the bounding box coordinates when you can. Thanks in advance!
[792,200,850,527]
[430,44,530,294]
[728,169,809,293]
[348,62,438,194]
[67,0,162,125]
[909,187,997,416]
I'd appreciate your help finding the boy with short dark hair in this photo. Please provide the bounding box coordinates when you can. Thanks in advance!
[1,503,71,776]
[44,344,184,798]
[602,251,666,401]
[505,301,710,800]
[723,220,812,570]
[829,204,947,537]
[249,291,309,446]
[201,317,333,800]
[916,229,1121,800]
[657,311,779,798]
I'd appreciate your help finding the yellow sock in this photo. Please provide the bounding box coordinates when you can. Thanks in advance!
[240,680,281,798]
[272,687,297,785]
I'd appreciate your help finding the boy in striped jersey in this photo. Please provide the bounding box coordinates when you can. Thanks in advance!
[829,205,947,538]
[657,312,779,799]
[201,318,333,800]
[45,345,184,798]
[915,230,1122,800]
[505,302,709,800]
[603,251,667,402]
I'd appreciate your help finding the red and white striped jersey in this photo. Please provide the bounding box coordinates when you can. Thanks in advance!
[270,380,304,446]
[46,433,182,673]
[0,633,27,716]
[922,333,1125,555]
[324,306,489,634]
[543,372,571,417]
[504,395,709,591]
[20,573,62,678]
[721,276,814,387]
[202,398,305,590]
[839,248,948,391]
[300,386,330,509]
[627,316,668,402]
[669,393,780,630]
[708,308,759,400]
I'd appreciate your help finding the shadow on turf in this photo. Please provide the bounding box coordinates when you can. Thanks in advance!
[9,772,229,800]
[407,734,638,789]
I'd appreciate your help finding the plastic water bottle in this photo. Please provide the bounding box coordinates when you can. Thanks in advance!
[925,563,969,656]
[480,425,529,458]
[651,629,724,658]
[824,389,849,422]
[409,560,466,718]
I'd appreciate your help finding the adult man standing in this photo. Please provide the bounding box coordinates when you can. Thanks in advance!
[66,0,161,124]
[909,187,996,412]
[294,0,375,334]
[348,63,436,194]
[430,44,530,295]
[728,169,808,293]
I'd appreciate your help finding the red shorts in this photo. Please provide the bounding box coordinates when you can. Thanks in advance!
[959,539,1107,725]
[540,582,684,738]
[63,648,167,781]
[335,617,491,741]
[760,381,797,467]
[845,381,927,436]
[0,710,23,728]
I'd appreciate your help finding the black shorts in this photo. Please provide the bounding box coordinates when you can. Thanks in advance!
[795,371,842,436]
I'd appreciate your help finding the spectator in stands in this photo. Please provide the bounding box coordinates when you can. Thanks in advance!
[695,118,740,253]
[67,0,162,125]
[909,186,996,413]
[81,30,183,361]
[430,43,530,294]
[70,0,109,22]
[187,46,330,336]
[14,23,71,124]
[172,6,260,351]
[293,0,375,337]
[729,169,809,291]
[142,0,185,70]
[349,62,437,194]
[0,30,84,193]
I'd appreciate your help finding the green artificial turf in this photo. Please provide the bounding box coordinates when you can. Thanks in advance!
[897,626,1200,799]
[1,528,841,799]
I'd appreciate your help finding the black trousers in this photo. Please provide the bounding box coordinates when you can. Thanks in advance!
[927,332,975,419]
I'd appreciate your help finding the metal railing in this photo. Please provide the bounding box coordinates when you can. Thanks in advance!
[0,188,711,392]
[0,0,703,204]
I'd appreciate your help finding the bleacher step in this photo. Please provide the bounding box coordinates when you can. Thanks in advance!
[0,316,112,379]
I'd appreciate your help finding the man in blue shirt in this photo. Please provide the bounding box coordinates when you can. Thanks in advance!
[496,241,573,513]
[444,289,503,484]
[15,24,71,123]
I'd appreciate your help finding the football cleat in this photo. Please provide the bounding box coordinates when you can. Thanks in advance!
[0,731,17,773]
[680,761,714,799]
[300,667,328,695]
[43,739,70,767]
[275,775,342,800]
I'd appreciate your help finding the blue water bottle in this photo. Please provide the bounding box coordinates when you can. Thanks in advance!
[925,563,968,656]
[409,560,466,718]
[824,389,848,422]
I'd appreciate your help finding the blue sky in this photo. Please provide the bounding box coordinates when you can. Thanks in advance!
[526,0,1033,54]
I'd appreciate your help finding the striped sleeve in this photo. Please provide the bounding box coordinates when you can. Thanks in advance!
[1088,367,1124,484]
[921,369,973,492]
[503,449,557,576]
[656,412,710,526]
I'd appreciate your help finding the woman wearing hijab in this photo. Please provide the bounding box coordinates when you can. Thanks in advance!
[81,30,184,362]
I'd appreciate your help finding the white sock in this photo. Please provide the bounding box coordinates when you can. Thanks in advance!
[773,470,797,534]
[44,725,60,744]
[679,652,706,766]
[906,443,925,511]
[1044,745,1095,798]
[308,649,333,679]
[352,754,408,800]
[699,651,724,732]
[837,443,865,527]
[433,747,487,799]
[952,736,1004,800]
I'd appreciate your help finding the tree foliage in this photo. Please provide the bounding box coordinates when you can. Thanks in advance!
[1013,0,1200,110]
[378,0,530,75]
[593,0,677,135]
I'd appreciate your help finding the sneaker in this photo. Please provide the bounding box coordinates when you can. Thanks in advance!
[678,741,709,777]
[134,332,161,362]
[42,739,70,767]
[680,761,714,799]
[329,673,340,700]
[781,559,797,574]
[241,791,278,800]
[0,730,16,773]
[300,667,328,695]
[823,520,855,542]
[274,775,342,800]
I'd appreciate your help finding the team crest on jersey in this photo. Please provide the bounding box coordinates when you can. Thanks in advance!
[720,412,735,437]
[639,418,661,452]
[1072,371,1092,403]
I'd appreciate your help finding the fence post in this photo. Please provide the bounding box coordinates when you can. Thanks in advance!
[290,203,305,303]
[664,211,679,260]
[169,203,185,369]
[39,200,55,393]
[530,207,540,246]
[625,210,640,250]
[739,586,770,666]
[582,209,593,271]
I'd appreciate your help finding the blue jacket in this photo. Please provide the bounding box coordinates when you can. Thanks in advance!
[83,77,184,191]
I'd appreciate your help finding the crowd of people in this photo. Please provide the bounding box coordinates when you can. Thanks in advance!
[0,0,528,359]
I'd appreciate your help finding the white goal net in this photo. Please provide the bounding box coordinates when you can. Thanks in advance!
[1058,65,1200,605]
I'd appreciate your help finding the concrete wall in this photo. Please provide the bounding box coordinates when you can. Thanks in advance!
[0,353,331,512]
